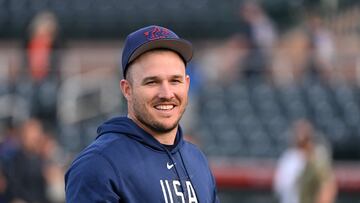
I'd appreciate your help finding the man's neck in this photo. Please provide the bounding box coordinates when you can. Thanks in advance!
[152,129,178,145]
[128,115,177,145]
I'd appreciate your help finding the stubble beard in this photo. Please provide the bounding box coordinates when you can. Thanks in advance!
[132,98,187,134]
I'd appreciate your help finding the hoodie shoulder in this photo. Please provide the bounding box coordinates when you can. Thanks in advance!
[183,141,209,163]
[183,141,203,154]
[89,132,138,161]
[65,138,122,202]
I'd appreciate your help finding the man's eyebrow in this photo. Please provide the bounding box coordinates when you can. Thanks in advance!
[141,74,184,84]
[171,75,184,79]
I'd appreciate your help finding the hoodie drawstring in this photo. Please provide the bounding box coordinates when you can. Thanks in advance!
[163,147,188,201]
[179,149,200,203]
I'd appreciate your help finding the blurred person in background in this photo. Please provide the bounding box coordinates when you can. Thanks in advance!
[180,62,204,139]
[304,12,336,81]
[273,120,306,203]
[4,118,49,203]
[274,119,337,203]
[17,11,63,128]
[0,119,20,166]
[40,131,67,203]
[0,119,20,203]
[238,1,278,79]
[0,163,8,203]
[296,120,337,203]
[239,1,277,55]
[200,34,245,85]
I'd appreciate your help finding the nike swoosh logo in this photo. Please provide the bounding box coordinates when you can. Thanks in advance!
[167,162,174,170]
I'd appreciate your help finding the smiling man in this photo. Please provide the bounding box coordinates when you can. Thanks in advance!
[65,25,220,203]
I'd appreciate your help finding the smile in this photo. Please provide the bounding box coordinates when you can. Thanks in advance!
[154,104,175,111]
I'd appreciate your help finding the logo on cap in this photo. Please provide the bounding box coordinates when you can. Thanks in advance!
[144,26,171,41]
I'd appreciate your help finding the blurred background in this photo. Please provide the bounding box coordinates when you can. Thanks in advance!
[0,0,359,202]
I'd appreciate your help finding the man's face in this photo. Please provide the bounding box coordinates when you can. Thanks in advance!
[121,50,190,134]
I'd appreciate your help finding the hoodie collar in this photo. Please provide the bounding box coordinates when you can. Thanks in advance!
[96,116,184,153]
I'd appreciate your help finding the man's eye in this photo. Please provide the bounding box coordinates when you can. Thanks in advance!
[171,80,182,84]
[146,81,156,85]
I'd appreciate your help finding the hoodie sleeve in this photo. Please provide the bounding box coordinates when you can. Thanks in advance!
[65,152,121,203]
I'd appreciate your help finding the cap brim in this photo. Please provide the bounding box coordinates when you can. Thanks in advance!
[128,39,193,64]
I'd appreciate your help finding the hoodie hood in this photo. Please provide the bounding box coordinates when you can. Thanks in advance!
[96,116,184,153]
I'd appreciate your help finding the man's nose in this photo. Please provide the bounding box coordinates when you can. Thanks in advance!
[158,82,174,99]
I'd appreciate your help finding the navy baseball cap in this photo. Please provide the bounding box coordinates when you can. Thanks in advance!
[121,25,193,78]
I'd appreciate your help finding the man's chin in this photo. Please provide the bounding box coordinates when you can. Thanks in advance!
[146,116,181,132]
[151,122,178,133]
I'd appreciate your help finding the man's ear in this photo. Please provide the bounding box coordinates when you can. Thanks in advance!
[120,79,131,101]
[185,75,190,91]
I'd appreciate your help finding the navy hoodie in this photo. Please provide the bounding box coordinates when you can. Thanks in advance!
[65,116,219,203]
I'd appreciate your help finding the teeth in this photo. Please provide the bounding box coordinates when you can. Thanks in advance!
[155,105,174,110]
